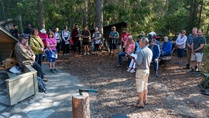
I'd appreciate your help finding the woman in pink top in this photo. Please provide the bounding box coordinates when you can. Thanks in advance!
[46,31,58,73]
[117,35,135,66]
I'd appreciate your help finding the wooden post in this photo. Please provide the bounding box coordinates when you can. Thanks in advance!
[72,93,90,118]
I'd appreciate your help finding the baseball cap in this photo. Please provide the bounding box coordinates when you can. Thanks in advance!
[20,33,29,39]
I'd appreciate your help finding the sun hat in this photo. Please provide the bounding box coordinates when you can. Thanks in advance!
[40,29,46,33]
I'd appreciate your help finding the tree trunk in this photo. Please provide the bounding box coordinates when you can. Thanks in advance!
[37,0,45,29]
[72,93,90,118]
[18,14,23,33]
[95,0,104,34]
[83,0,88,26]
[198,0,203,28]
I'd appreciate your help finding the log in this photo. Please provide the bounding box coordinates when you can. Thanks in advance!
[72,93,90,118]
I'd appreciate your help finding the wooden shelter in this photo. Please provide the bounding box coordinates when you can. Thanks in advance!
[0,26,18,63]
[0,26,38,106]
[90,22,127,42]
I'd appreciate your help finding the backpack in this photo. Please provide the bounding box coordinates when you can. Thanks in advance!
[37,76,47,93]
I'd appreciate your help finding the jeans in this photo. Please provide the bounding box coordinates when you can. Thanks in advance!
[118,52,125,65]
[32,61,44,79]
[73,41,81,54]
[152,59,159,71]
[35,54,43,67]
[161,52,171,57]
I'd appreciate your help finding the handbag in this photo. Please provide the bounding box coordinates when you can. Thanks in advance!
[52,53,58,58]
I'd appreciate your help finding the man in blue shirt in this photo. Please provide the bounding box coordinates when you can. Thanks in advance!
[186,27,198,69]
[162,36,172,56]
[148,39,161,77]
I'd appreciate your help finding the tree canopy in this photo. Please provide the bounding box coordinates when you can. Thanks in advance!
[0,0,208,37]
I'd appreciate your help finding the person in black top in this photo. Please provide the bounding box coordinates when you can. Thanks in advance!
[10,24,19,39]
[72,24,81,55]
[24,24,33,35]
[82,25,91,55]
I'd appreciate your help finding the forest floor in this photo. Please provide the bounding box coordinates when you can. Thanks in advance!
[56,50,209,118]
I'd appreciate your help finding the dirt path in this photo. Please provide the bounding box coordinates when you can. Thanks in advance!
[57,51,209,118]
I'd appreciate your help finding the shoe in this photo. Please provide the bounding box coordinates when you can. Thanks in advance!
[130,69,135,73]
[87,52,90,55]
[185,64,190,69]
[50,69,54,73]
[117,64,122,67]
[64,53,66,56]
[155,72,159,77]
[67,53,69,55]
[42,78,48,82]
[188,69,195,73]
[84,52,86,55]
[53,68,58,72]
[127,68,131,72]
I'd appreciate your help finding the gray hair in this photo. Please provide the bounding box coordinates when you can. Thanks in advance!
[141,37,149,45]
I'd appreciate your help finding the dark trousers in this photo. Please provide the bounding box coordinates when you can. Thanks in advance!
[94,44,100,51]
[32,61,44,79]
[152,59,159,71]
[35,54,43,67]
[73,41,81,54]
[63,44,69,54]
[56,43,61,53]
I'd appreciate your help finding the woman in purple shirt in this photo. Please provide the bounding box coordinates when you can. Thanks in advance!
[46,31,58,73]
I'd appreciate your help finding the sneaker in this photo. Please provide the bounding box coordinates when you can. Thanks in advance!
[53,68,58,72]
[155,72,159,77]
[50,69,54,73]
[64,53,66,56]
[42,78,48,82]
[87,52,90,55]
[67,53,69,55]
[130,69,135,73]
[84,52,86,55]
[185,64,190,69]
[127,68,131,72]
[188,69,195,73]
[117,64,122,67]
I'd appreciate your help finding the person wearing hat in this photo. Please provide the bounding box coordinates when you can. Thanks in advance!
[148,39,161,77]
[39,29,48,60]
[10,24,19,39]
[117,35,135,67]
[14,33,47,82]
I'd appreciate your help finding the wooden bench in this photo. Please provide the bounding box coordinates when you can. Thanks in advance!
[159,56,172,68]
[2,65,38,106]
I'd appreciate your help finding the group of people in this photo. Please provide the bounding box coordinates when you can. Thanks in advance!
[114,27,206,108]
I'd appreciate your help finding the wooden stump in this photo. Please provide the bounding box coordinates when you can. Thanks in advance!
[72,93,90,118]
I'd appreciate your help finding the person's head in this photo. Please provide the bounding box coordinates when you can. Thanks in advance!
[112,26,116,31]
[13,24,16,29]
[64,26,68,30]
[192,27,197,35]
[83,25,88,30]
[19,33,29,45]
[48,31,54,38]
[150,39,156,46]
[198,29,203,37]
[127,35,133,43]
[164,36,169,42]
[32,28,39,36]
[181,30,186,36]
[126,28,129,33]
[95,27,98,32]
[55,27,59,32]
[75,24,79,29]
[139,37,149,48]
[28,24,31,28]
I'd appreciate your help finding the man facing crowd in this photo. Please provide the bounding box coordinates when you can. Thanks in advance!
[190,29,206,76]
[14,33,47,82]
[132,37,152,108]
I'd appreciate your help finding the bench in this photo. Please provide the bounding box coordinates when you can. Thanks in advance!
[0,65,38,106]
[159,56,172,68]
